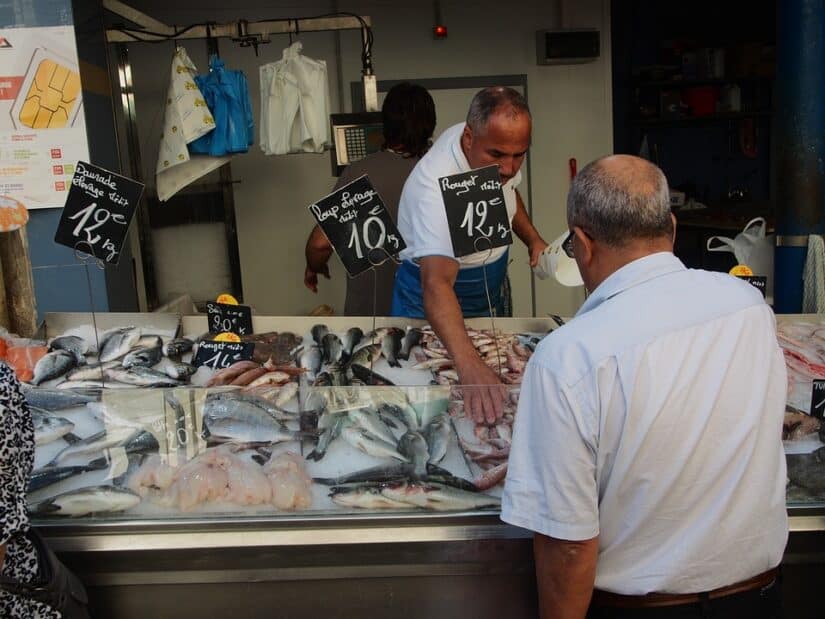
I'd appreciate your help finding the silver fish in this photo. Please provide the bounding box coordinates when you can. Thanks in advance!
[306,412,346,461]
[27,462,107,493]
[378,403,418,432]
[311,324,329,346]
[349,408,397,445]
[207,391,294,421]
[330,484,410,509]
[67,360,120,381]
[423,414,451,464]
[122,344,162,369]
[398,327,423,361]
[86,430,159,462]
[349,344,381,368]
[29,485,141,517]
[341,327,364,363]
[162,337,193,358]
[321,333,343,365]
[99,327,141,362]
[21,384,98,410]
[31,409,76,445]
[299,345,322,379]
[85,401,160,430]
[47,426,137,466]
[57,380,132,390]
[31,350,76,385]
[314,464,411,486]
[380,481,500,511]
[341,425,409,462]
[163,361,197,380]
[398,431,430,476]
[136,335,163,349]
[202,398,305,444]
[49,335,89,365]
[105,366,183,387]
[381,328,404,368]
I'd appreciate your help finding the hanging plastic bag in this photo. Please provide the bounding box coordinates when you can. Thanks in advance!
[706,217,774,296]
[189,55,254,157]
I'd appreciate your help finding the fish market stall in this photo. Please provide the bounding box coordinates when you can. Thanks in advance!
[14,313,825,618]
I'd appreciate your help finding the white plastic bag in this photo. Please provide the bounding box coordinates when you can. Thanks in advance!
[707,217,774,296]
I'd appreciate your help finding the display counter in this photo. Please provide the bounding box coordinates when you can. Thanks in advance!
[17,312,825,617]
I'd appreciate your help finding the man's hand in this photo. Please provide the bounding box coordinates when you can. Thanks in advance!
[528,238,549,268]
[458,359,508,425]
[304,264,330,292]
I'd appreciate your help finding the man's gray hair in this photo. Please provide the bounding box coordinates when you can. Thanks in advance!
[466,87,531,133]
[567,157,673,246]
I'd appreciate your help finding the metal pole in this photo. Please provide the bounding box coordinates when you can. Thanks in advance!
[774,0,825,313]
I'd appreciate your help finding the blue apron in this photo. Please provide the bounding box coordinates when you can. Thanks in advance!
[390,250,509,318]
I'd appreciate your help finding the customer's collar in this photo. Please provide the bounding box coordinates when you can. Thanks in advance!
[576,252,685,317]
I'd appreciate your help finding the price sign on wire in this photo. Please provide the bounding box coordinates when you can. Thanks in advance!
[206,302,253,336]
[735,275,767,299]
[53,161,144,265]
[438,165,512,258]
[192,341,255,370]
[810,380,825,419]
[308,175,406,277]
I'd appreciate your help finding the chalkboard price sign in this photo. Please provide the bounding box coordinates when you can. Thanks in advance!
[735,275,767,298]
[206,302,253,336]
[53,161,144,265]
[438,165,512,258]
[192,341,255,370]
[308,175,406,277]
[810,380,825,419]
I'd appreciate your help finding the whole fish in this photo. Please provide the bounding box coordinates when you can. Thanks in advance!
[299,345,322,379]
[67,360,120,381]
[314,464,411,486]
[306,412,346,461]
[207,391,294,421]
[321,333,343,365]
[311,324,329,346]
[349,408,397,445]
[31,409,76,445]
[398,328,423,361]
[162,337,194,358]
[47,426,137,466]
[85,430,160,464]
[380,481,500,511]
[349,344,381,368]
[122,344,163,369]
[99,327,141,362]
[21,384,98,410]
[398,431,430,476]
[378,403,418,432]
[105,366,183,387]
[423,414,451,464]
[29,485,141,517]
[350,364,395,386]
[31,350,77,385]
[340,327,364,363]
[330,484,410,509]
[381,328,404,368]
[204,360,261,387]
[202,398,306,444]
[57,380,133,390]
[341,426,409,462]
[85,401,159,430]
[136,335,163,349]
[275,381,299,407]
[27,461,108,493]
[162,360,197,381]
[49,335,89,365]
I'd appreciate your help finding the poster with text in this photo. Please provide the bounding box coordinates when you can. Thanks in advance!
[0,25,89,209]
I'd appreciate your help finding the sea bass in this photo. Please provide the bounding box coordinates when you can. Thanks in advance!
[29,485,141,517]
[105,366,183,387]
[380,481,500,511]
[330,484,410,509]
[27,461,108,493]
[21,384,98,410]
[341,426,409,462]
[31,409,76,445]
[47,426,137,466]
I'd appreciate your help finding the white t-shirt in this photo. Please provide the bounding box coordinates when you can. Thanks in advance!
[397,122,521,268]
[501,252,788,595]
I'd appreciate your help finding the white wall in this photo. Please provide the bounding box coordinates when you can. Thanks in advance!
[123,0,613,317]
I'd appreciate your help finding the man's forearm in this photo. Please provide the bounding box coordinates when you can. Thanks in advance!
[512,193,543,247]
[534,534,599,619]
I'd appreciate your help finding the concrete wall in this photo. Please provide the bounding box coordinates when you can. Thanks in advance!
[123,0,613,317]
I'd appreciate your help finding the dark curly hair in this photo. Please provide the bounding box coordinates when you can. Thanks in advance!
[382,82,436,158]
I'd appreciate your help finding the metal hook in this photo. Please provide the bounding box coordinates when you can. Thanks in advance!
[72,241,106,271]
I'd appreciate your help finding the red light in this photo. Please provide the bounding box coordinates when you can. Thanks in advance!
[433,24,448,38]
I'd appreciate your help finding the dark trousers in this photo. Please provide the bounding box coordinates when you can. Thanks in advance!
[586,578,782,619]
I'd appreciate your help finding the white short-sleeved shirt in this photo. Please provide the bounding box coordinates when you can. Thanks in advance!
[397,122,521,268]
[501,252,788,595]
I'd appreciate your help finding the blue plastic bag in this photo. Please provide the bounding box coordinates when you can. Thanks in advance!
[189,55,254,156]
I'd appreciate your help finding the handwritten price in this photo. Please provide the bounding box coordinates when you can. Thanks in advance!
[68,202,128,262]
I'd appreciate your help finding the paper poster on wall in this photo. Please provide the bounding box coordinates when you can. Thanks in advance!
[0,25,90,209]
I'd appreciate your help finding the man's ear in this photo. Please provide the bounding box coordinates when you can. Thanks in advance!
[671,213,677,245]
[573,226,593,266]
[461,125,473,151]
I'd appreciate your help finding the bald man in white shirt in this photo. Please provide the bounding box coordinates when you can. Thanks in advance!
[502,155,787,619]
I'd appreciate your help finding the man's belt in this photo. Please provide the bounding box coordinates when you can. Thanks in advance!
[591,567,779,609]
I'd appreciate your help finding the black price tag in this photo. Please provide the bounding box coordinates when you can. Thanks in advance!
[53,161,144,265]
[810,380,825,419]
[438,165,512,258]
[736,275,767,298]
[206,302,253,336]
[193,341,255,370]
[308,175,406,277]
